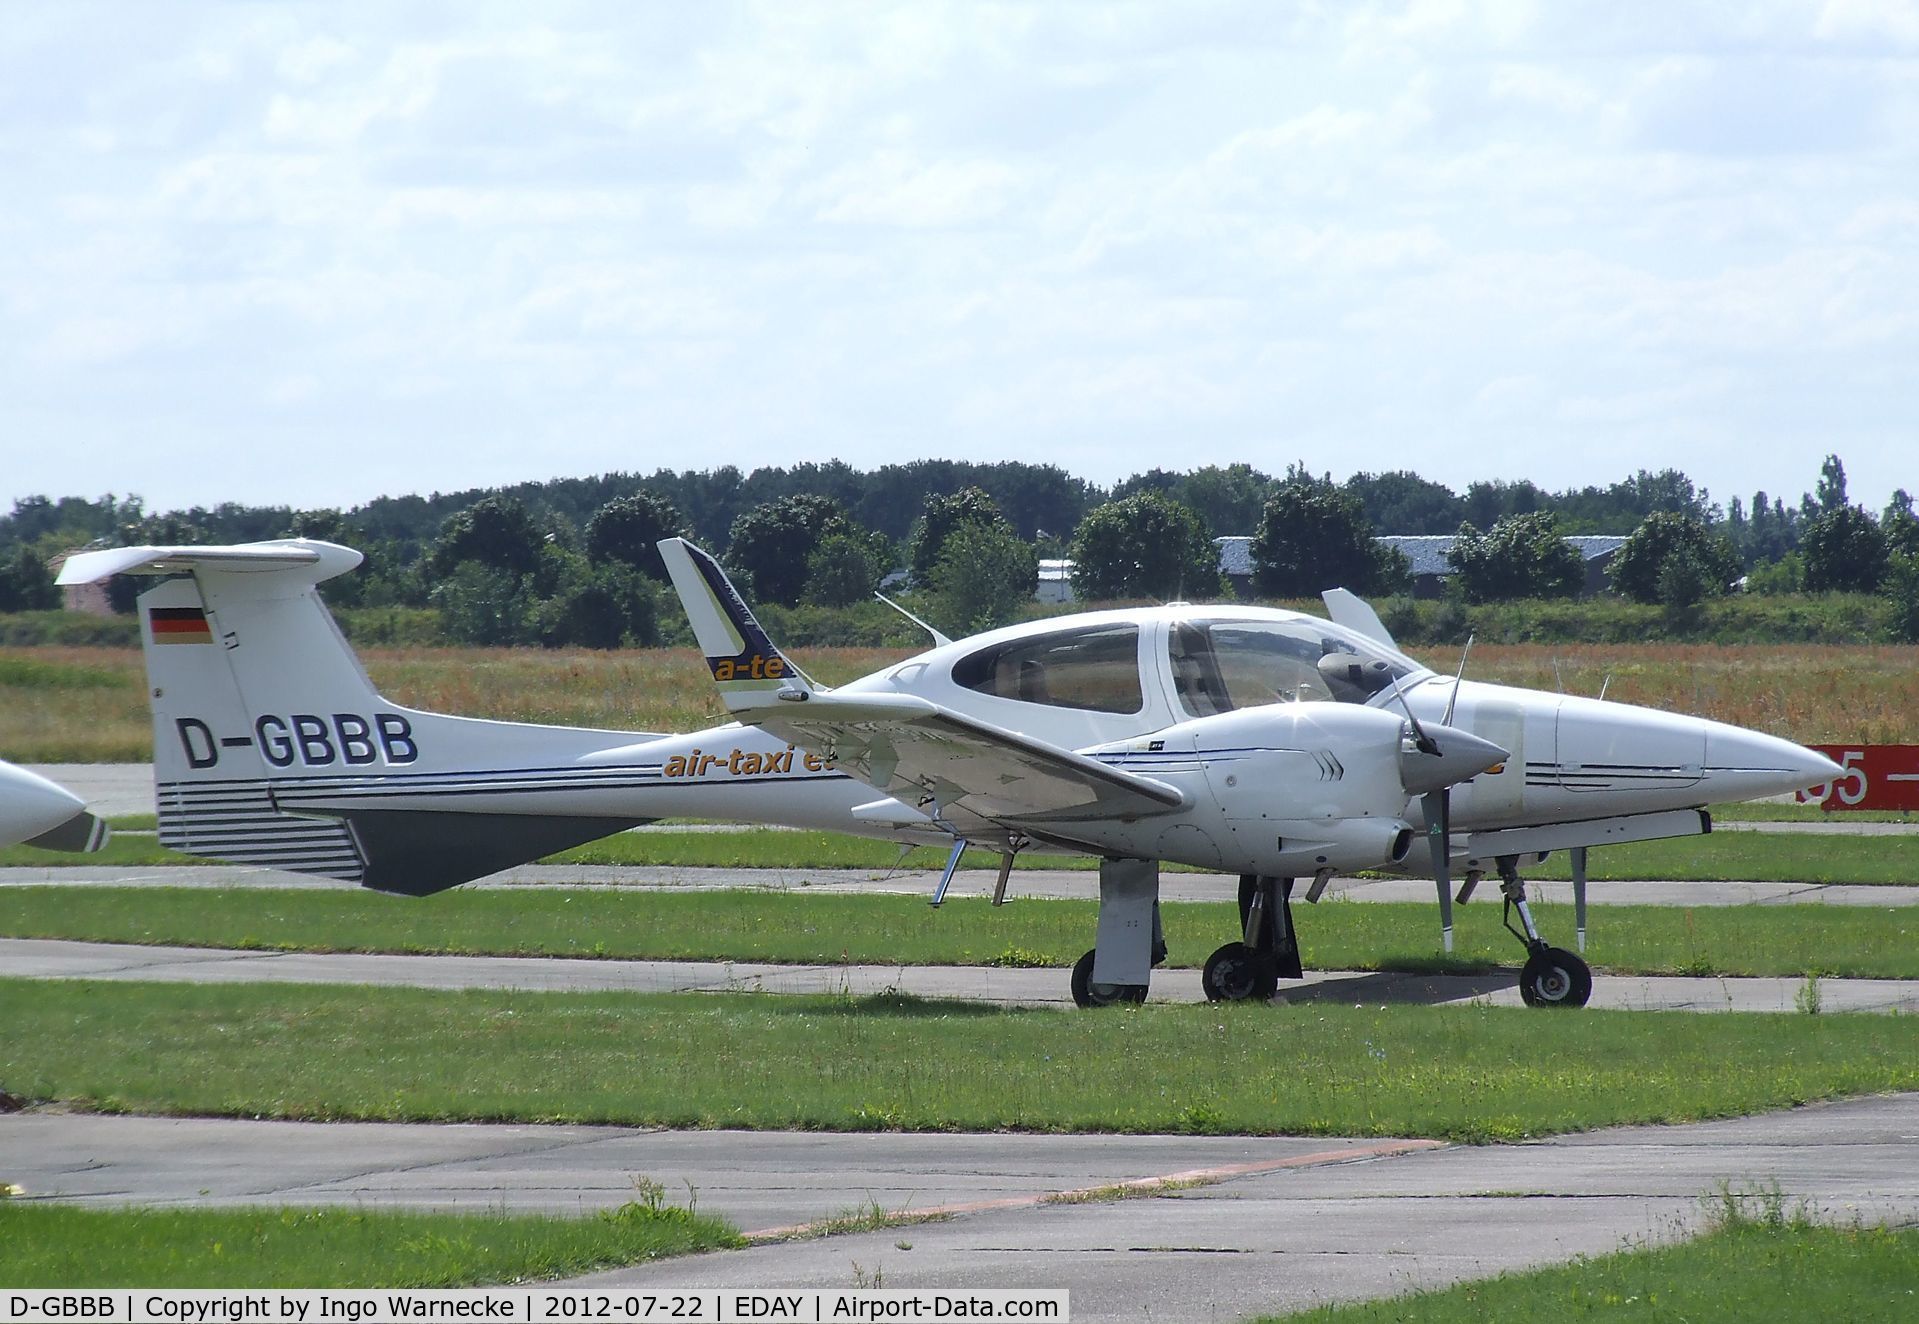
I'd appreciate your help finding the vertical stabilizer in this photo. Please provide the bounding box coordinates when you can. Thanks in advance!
[1321,588,1397,649]
[137,573,373,879]
[64,541,663,893]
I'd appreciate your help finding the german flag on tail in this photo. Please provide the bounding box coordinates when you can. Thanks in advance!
[149,606,213,645]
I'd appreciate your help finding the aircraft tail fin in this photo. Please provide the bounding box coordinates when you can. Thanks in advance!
[59,541,655,893]
[658,538,816,710]
[1321,588,1396,649]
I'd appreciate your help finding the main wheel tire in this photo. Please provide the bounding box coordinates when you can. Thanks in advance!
[1519,946,1593,1008]
[1202,942,1281,1003]
[1070,948,1148,1008]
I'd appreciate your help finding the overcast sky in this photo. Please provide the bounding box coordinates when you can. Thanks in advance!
[4,1,1916,519]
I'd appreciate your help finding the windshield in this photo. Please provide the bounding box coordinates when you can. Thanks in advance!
[1169,617,1421,717]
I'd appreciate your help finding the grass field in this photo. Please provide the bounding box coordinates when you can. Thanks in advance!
[1267,1200,1919,1323]
[0,1201,741,1287]
[5,640,1918,761]
[6,821,1918,886]
[4,886,1916,979]
[3,980,1915,1142]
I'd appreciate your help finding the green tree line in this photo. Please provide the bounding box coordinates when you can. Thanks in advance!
[4,454,1916,646]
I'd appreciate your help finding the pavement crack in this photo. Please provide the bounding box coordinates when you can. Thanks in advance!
[264,1126,648,1199]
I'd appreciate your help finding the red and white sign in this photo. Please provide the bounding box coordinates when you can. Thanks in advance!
[1795,745,1919,812]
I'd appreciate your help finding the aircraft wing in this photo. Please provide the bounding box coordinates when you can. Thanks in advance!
[658,537,1188,836]
[750,690,1188,833]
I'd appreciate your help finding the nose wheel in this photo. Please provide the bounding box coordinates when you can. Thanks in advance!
[1202,942,1280,1002]
[1519,945,1592,1007]
[1202,875,1298,1003]
[1499,857,1592,1009]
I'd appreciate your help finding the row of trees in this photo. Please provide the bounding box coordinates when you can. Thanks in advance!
[0,458,1827,565]
[3,455,1914,646]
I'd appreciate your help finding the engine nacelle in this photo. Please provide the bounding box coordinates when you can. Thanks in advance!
[1115,702,1422,821]
[1087,702,1486,876]
[1254,814,1416,875]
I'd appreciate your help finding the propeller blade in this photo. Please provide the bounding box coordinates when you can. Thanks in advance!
[1384,672,1438,754]
[1424,788,1454,954]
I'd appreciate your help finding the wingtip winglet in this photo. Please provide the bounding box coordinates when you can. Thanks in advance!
[658,538,812,707]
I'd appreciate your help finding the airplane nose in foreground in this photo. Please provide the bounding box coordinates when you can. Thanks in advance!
[1704,726,1845,802]
[0,762,89,847]
[1400,725,1510,797]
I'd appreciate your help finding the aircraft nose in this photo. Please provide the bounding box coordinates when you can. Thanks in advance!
[1703,725,1844,802]
[0,762,89,847]
[1400,724,1510,796]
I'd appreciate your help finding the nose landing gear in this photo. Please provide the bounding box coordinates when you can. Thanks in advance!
[1202,874,1300,1003]
[1497,856,1592,1008]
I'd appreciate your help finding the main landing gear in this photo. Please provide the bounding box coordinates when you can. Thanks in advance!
[1493,855,1592,1008]
[1070,858,1166,1008]
[1202,874,1302,1003]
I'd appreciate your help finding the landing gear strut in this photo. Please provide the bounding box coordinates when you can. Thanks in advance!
[1070,858,1164,1008]
[1202,874,1299,1003]
[1497,856,1592,1008]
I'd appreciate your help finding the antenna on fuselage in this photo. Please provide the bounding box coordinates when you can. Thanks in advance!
[1442,634,1474,727]
[873,592,953,648]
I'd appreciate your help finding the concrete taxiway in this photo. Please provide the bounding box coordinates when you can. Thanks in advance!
[8,936,1919,1012]
[6,1096,1918,1322]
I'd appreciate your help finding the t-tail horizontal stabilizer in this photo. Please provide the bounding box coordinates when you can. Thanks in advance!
[59,540,660,894]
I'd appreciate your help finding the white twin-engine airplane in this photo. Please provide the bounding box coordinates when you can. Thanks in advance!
[58,538,1837,1010]
[0,758,110,852]
[658,539,1837,1009]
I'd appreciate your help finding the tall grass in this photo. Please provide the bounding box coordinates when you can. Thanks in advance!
[6,641,1917,761]
[0,648,151,761]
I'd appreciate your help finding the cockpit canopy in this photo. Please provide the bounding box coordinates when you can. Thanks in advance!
[946,611,1422,722]
[1169,618,1413,716]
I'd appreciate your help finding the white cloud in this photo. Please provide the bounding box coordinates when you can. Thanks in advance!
[813,150,1030,227]
[0,2,1915,514]
[1818,0,1919,45]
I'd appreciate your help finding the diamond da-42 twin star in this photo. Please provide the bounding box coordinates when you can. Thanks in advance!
[658,538,1840,1008]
